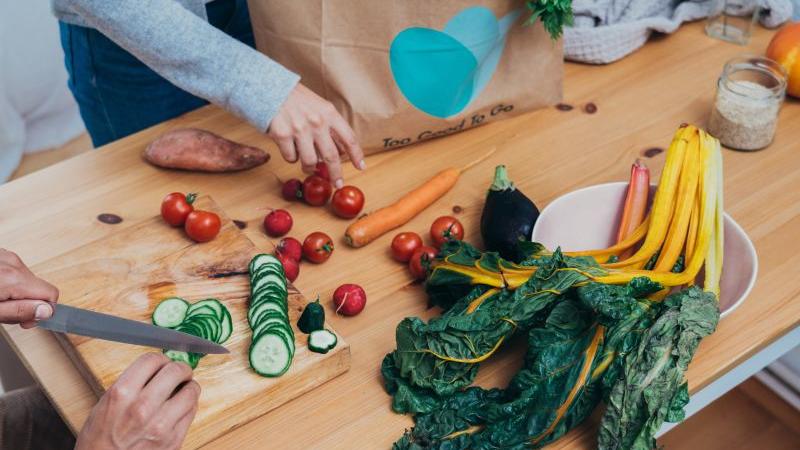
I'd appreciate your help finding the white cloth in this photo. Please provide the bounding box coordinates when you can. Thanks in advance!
[0,1,85,182]
[564,0,795,64]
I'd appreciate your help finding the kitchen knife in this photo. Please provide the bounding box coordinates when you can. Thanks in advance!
[38,304,229,354]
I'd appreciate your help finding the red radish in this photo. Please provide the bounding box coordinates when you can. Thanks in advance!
[275,251,300,282]
[314,162,331,181]
[332,284,366,316]
[264,209,293,237]
[281,179,303,202]
[276,237,302,261]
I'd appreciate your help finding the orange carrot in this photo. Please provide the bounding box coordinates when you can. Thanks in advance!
[616,160,650,258]
[345,168,461,247]
[345,148,496,248]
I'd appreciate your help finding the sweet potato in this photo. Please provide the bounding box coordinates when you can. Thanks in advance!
[143,128,269,172]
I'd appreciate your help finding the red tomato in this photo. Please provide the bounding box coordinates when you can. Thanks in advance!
[408,246,438,280]
[391,232,423,263]
[313,162,331,181]
[302,232,334,264]
[333,284,366,316]
[184,210,221,242]
[331,186,365,219]
[276,237,303,262]
[430,216,464,248]
[161,192,195,226]
[281,179,303,202]
[302,175,333,206]
[275,251,300,283]
[263,209,293,237]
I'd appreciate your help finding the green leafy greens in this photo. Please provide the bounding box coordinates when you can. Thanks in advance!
[382,241,719,449]
[524,0,574,40]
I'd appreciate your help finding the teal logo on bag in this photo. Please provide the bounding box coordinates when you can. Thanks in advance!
[389,6,520,118]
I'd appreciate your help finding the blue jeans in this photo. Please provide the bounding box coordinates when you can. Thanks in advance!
[59,0,256,147]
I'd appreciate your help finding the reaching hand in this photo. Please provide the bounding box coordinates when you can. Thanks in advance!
[0,249,59,328]
[76,353,201,450]
[268,83,366,188]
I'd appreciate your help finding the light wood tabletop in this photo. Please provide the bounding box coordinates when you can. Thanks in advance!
[1,21,798,449]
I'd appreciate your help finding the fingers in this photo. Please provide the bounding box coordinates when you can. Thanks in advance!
[157,380,200,430]
[141,361,194,408]
[314,131,344,189]
[295,134,318,174]
[0,253,59,303]
[0,300,53,325]
[166,394,199,449]
[330,115,366,171]
[114,352,171,394]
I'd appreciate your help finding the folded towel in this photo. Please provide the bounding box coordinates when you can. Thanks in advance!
[564,0,795,64]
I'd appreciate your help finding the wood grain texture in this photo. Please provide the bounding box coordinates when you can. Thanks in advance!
[28,196,349,449]
[1,22,799,450]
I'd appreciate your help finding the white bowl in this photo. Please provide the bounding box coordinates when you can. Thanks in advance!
[531,182,757,318]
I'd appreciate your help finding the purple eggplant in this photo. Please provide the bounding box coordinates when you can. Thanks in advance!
[480,165,540,262]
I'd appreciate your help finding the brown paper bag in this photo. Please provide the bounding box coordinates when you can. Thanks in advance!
[248,0,562,153]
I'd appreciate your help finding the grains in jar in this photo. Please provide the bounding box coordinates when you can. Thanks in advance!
[707,55,787,151]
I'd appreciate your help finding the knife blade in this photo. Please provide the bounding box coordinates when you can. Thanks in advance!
[38,304,229,354]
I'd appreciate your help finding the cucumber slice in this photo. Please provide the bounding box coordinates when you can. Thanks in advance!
[308,329,337,354]
[249,254,284,275]
[251,273,286,294]
[185,305,217,320]
[164,350,199,369]
[185,314,221,343]
[188,299,224,319]
[218,308,233,343]
[251,264,285,282]
[255,323,295,355]
[249,333,292,377]
[152,297,189,328]
[249,302,288,324]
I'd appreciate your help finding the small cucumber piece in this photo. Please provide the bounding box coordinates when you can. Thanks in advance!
[297,297,325,334]
[152,297,189,328]
[308,329,337,354]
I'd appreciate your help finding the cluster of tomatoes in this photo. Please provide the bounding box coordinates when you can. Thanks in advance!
[161,193,221,242]
[281,163,365,219]
[261,206,333,284]
[390,216,464,280]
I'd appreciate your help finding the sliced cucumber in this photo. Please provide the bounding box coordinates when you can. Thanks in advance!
[251,273,287,295]
[188,299,224,319]
[249,333,292,377]
[218,307,233,343]
[249,254,284,275]
[152,297,189,328]
[163,349,199,369]
[154,297,233,369]
[308,329,337,354]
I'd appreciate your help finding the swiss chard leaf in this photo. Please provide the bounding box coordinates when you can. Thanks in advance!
[598,287,719,450]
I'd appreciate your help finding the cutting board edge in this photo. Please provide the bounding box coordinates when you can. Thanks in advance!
[183,342,352,449]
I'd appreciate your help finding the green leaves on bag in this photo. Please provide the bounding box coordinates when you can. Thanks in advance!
[524,0,574,40]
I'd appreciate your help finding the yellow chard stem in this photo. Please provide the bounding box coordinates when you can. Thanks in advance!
[531,325,605,445]
[596,129,718,287]
[604,125,695,269]
[653,131,701,272]
[704,136,725,297]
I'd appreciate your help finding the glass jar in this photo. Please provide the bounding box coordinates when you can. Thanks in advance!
[706,0,760,45]
[708,56,787,151]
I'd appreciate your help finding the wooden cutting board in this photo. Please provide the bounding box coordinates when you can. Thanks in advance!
[32,196,350,449]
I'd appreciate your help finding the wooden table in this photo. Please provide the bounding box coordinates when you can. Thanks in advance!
[2,22,799,449]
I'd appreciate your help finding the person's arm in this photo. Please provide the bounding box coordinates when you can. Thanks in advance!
[63,0,365,187]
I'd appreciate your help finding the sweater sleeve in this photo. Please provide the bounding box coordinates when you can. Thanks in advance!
[62,0,299,131]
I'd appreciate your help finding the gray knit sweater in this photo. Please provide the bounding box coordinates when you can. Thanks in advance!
[52,0,299,132]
